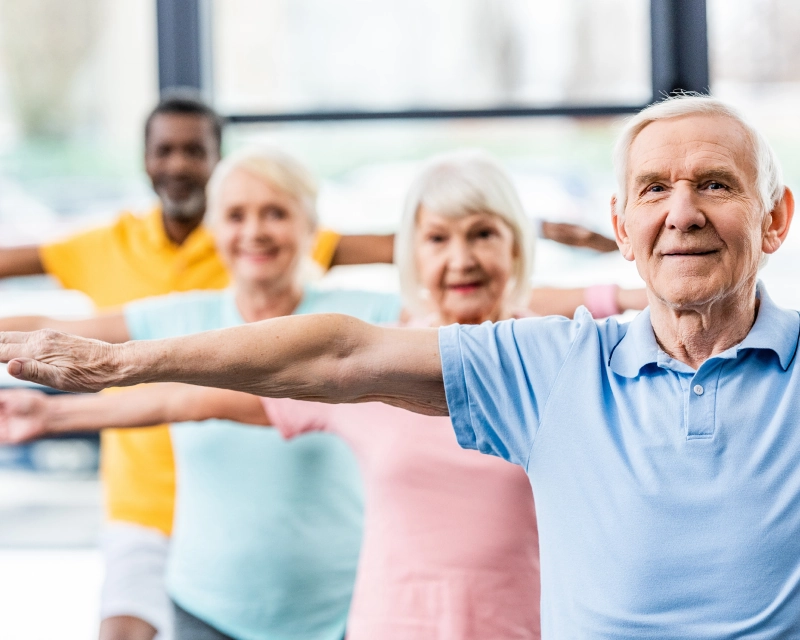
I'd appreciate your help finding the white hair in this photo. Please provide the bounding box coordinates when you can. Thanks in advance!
[206,146,319,227]
[395,150,535,314]
[613,93,784,216]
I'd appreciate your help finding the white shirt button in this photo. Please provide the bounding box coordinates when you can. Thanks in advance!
[693,384,704,396]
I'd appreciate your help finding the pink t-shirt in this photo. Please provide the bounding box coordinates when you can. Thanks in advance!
[262,398,540,640]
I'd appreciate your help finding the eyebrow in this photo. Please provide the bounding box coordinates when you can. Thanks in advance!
[632,168,744,190]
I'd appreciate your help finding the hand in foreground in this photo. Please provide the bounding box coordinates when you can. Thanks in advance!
[0,330,120,393]
[0,388,50,444]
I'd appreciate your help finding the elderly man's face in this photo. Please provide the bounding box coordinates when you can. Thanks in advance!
[614,114,770,309]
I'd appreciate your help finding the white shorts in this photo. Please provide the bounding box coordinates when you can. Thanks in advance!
[100,521,174,640]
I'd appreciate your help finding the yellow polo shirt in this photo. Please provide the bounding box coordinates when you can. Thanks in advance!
[39,206,341,535]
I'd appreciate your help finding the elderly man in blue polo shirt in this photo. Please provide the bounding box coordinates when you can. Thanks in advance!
[0,94,798,638]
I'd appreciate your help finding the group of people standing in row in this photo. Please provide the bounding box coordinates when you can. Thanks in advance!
[4,92,796,639]
[0,94,643,640]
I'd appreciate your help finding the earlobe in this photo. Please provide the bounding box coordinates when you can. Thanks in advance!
[611,196,634,262]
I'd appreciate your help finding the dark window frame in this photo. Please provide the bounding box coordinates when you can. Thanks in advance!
[156,0,708,123]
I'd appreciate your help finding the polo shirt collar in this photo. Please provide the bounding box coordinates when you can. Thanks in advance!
[609,282,800,377]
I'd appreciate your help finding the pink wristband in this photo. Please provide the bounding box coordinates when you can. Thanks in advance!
[584,284,620,318]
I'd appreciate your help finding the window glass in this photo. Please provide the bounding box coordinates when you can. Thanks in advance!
[0,0,158,246]
[213,0,652,113]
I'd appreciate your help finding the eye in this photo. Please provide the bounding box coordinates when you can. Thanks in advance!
[427,233,446,243]
[184,144,207,159]
[264,206,288,220]
[475,227,497,239]
[646,184,665,193]
[225,209,244,222]
[706,181,727,191]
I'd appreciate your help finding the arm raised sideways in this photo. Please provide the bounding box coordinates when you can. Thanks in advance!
[0,312,130,344]
[0,314,447,416]
[0,384,268,444]
[0,246,46,277]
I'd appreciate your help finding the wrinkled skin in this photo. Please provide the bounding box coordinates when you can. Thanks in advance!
[0,329,123,393]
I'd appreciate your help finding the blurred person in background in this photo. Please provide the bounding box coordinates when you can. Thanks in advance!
[0,150,644,639]
[0,93,400,640]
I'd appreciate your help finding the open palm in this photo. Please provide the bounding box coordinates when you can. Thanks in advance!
[0,388,49,444]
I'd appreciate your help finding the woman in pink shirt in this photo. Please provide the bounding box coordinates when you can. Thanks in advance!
[0,151,629,639]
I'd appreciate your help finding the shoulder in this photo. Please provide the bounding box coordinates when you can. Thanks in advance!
[443,307,626,371]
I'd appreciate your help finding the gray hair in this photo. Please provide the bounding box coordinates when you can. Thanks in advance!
[395,150,535,314]
[613,94,784,216]
[206,146,319,227]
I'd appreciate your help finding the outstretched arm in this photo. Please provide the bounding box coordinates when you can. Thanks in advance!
[0,313,129,343]
[0,314,447,415]
[0,246,46,277]
[0,384,268,444]
[539,222,619,252]
[330,234,395,266]
[529,285,648,318]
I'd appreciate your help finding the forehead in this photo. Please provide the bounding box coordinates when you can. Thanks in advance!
[147,113,215,146]
[218,168,298,207]
[628,114,756,185]
[416,205,510,230]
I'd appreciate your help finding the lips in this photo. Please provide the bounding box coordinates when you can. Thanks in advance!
[661,249,719,257]
[238,247,280,262]
[447,282,484,293]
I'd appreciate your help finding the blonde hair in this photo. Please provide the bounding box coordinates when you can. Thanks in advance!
[395,150,535,313]
[613,93,784,216]
[206,146,319,227]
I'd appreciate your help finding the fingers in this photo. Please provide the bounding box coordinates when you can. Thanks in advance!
[0,332,34,364]
[8,358,61,391]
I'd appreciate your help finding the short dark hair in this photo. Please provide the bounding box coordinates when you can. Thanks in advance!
[144,89,223,153]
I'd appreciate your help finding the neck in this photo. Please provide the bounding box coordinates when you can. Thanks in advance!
[161,213,204,246]
[434,302,514,328]
[649,280,759,370]
[234,278,304,323]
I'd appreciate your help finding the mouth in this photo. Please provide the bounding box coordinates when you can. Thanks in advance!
[661,249,719,258]
[238,247,280,262]
[446,281,485,294]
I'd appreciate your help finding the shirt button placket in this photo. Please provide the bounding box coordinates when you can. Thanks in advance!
[687,374,715,439]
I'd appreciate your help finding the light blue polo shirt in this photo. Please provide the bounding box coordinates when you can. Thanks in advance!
[125,287,401,640]
[440,284,800,639]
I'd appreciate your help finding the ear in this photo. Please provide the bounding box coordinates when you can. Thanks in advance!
[611,196,634,262]
[762,186,795,255]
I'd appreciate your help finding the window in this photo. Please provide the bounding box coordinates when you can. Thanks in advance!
[212,0,652,115]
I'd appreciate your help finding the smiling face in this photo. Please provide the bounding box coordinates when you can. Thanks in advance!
[212,167,313,289]
[613,113,778,310]
[145,113,220,221]
[414,206,517,325]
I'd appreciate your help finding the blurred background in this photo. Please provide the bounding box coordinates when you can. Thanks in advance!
[1,0,800,636]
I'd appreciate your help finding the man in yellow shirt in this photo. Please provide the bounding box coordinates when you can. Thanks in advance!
[0,93,392,640]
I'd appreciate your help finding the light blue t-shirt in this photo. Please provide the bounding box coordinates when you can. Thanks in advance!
[440,285,800,639]
[125,287,401,640]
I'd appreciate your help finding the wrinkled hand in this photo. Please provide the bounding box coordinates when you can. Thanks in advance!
[0,330,122,393]
[0,388,50,444]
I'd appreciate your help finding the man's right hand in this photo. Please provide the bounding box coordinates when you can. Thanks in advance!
[0,388,50,444]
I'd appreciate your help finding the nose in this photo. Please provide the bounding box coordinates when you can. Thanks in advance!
[446,236,478,270]
[664,183,706,232]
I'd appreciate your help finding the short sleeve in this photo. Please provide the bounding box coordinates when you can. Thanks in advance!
[124,291,222,340]
[261,397,333,440]
[439,313,588,468]
[310,229,342,271]
[39,226,114,291]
